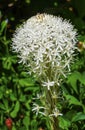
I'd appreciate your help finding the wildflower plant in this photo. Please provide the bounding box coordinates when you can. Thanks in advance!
[12,13,77,130]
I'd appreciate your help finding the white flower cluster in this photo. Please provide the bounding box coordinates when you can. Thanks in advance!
[12,13,77,84]
[12,13,77,117]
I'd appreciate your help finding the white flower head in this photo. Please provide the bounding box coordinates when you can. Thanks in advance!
[12,13,77,118]
[12,13,77,82]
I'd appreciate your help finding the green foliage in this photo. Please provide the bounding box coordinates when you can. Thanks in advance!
[0,0,85,129]
[61,62,85,129]
[0,17,40,129]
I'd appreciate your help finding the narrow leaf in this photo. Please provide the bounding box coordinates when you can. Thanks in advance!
[72,112,85,122]
[10,101,20,118]
[65,95,81,106]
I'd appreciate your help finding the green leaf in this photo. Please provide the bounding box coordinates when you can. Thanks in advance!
[64,95,81,106]
[30,119,38,130]
[10,101,20,118]
[3,99,8,109]
[59,116,71,130]
[10,93,17,101]
[0,20,8,35]
[72,112,85,122]
[65,110,77,121]
[0,103,6,110]
[19,78,34,87]
[24,86,39,92]
[2,57,12,69]
[67,71,82,93]
[23,116,30,129]
[25,100,31,110]
[0,91,3,99]
[12,126,17,130]
[0,126,7,130]
[0,113,4,125]
[80,72,85,85]
[19,94,26,102]
[78,35,85,41]
[2,56,17,70]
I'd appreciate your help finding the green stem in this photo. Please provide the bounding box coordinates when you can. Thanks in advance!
[52,117,59,130]
[45,88,60,130]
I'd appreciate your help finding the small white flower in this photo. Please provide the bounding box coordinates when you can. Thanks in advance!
[42,79,55,90]
[49,108,63,117]
[32,103,46,116]
[33,93,44,100]
[52,91,64,100]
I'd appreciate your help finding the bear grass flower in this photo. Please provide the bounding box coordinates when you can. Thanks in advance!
[12,13,77,130]
[12,14,77,81]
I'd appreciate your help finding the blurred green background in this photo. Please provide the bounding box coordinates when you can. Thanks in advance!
[0,0,85,130]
